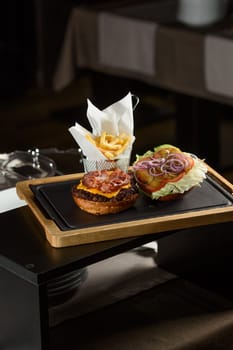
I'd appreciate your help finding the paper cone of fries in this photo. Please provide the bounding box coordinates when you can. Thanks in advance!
[69,92,138,172]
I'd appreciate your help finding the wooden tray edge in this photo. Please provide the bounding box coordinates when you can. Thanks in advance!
[15,168,233,248]
[206,164,233,194]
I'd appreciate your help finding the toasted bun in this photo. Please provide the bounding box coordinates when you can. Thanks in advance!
[72,192,139,215]
[72,168,139,215]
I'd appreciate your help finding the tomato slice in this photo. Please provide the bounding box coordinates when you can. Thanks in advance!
[134,147,195,194]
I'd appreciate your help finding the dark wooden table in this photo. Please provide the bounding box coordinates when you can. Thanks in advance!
[0,153,162,349]
[1,153,233,349]
[0,205,164,350]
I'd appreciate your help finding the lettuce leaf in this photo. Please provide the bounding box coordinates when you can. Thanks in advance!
[150,155,207,200]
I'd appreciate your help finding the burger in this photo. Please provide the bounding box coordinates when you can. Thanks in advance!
[72,168,139,215]
[133,144,207,201]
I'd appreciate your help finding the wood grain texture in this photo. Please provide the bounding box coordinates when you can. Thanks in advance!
[16,167,233,248]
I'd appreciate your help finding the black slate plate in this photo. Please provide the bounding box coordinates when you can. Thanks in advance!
[30,176,233,232]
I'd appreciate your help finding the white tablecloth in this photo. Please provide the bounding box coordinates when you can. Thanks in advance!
[98,12,157,76]
[0,187,26,213]
[53,7,158,90]
[53,4,233,107]
[205,34,233,98]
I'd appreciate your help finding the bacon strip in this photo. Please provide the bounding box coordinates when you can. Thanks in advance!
[82,169,131,193]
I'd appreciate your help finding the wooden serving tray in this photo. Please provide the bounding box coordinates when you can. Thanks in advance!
[16,165,233,248]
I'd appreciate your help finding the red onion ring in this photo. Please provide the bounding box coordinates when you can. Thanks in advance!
[133,151,191,177]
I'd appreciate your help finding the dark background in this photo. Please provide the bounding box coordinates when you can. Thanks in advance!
[0,0,233,181]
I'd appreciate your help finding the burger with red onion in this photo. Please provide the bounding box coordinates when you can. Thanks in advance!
[132,144,207,201]
[72,168,139,215]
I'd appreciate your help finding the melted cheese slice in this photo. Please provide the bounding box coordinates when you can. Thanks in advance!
[77,182,130,198]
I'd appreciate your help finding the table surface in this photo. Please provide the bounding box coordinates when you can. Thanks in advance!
[0,152,160,285]
[1,153,232,286]
[0,205,162,284]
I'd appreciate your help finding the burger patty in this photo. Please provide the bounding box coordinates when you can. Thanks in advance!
[72,182,139,203]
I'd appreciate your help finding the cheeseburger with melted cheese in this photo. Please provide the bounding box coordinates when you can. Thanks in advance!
[133,144,207,201]
[72,168,139,215]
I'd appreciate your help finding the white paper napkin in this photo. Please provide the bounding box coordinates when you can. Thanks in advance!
[69,122,105,160]
[69,92,136,160]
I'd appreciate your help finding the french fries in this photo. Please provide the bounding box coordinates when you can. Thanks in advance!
[86,131,131,159]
